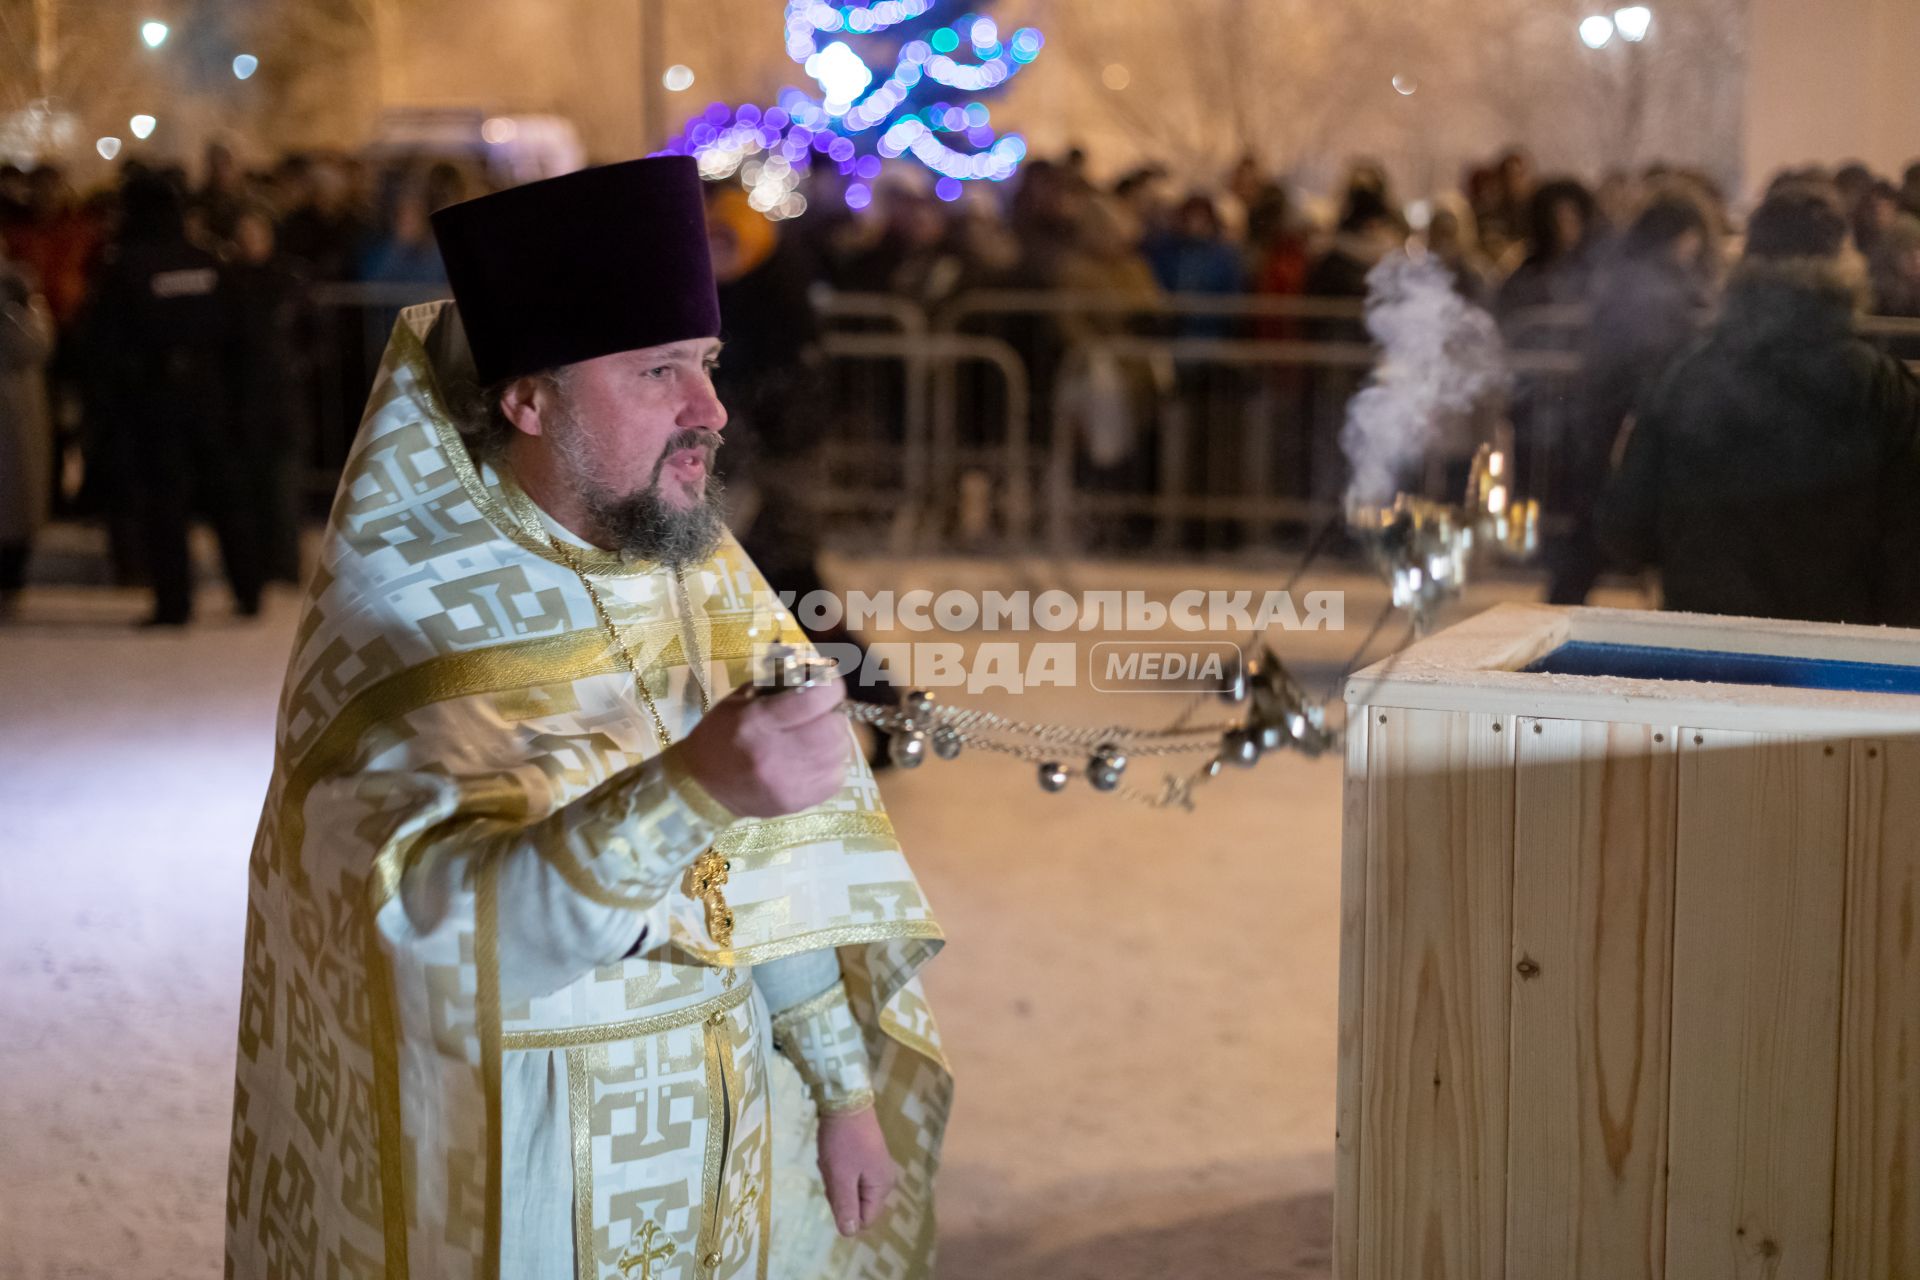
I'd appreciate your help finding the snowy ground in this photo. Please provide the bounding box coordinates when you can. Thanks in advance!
[0,542,1646,1279]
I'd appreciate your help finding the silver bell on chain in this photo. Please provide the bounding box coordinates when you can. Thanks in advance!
[894,730,929,768]
[1221,729,1263,767]
[1037,761,1069,792]
[1086,743,1127,792]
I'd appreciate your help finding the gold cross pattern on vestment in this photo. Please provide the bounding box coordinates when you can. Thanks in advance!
[617,1221,677,1279]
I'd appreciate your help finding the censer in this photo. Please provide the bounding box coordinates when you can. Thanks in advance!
[1344,444,1539,631]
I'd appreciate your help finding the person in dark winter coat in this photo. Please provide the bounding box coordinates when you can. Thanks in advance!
[1499,179,1599,549]
[1547,194,1715,603]
[1597,189,1920,626]
[226,205,311,585]
[89,172,262,625]
[1305,186,1405,338]
[0,242,53,611]
[1145,194,1245,339]
[1496,179,1599,320]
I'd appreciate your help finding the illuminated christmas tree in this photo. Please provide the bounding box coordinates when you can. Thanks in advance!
[662,0,1044,217]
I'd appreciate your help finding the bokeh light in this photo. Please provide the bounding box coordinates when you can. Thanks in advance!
[1613,5,1653,41]
[665,1,1044,217]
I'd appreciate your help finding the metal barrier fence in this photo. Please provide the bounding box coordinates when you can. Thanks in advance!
[295,284,1920,556]
[830,288,1583,555]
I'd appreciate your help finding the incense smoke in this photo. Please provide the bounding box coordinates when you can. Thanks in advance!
[1341,253,1509,508]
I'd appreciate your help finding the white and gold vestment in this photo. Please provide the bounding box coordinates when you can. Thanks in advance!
[224,302,949,1279]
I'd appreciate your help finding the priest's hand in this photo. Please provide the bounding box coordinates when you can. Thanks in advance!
[817,1105,897,1236]
[676,679,851,818]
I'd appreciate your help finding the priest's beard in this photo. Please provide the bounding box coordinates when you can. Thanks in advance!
[550,407,726,569]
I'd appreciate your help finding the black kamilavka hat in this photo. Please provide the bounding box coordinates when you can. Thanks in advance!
[430,155,721,386]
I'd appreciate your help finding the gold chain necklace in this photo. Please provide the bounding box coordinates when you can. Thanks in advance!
[537,523,736,952]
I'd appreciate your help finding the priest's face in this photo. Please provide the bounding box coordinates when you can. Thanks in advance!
[508,337,729,566]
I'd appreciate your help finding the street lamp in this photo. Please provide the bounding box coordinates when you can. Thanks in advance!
[1579,7,1652,173]
[140,21,169,48]
[1613,6,1653,41]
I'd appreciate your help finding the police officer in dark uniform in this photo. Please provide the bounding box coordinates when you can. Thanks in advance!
[89,170,262,626]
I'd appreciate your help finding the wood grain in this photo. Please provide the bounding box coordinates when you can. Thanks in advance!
[1358,707,1516,1280]
[1832,737,1920,1279]
[1335,706,1370,1280]
[1665,730,1850,1280]
[1506,718,1677,1279]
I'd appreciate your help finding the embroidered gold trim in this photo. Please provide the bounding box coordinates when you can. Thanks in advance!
[713,810,896,860]
[566,1046,598,1280]
[754,1072,772,1280]
[766,982,847,1037]
[501,979,752,1051]
[696,1014,728,1277]
[476,857,504,1277]
[815,1087,877,1117]
[679,918,946,971]
[715,1009,749,1274]
[878,1022,948,1076]
[362,909,412,1279]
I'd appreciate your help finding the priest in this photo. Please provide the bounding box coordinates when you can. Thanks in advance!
[224,156,948,1280]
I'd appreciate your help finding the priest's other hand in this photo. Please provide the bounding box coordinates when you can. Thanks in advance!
[676,679,851,818]
[817,1105,897,1236]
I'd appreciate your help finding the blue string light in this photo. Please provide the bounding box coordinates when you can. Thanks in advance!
[661,0,1045,215]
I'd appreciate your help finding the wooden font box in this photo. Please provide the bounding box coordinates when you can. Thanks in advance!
[1337,604,1920,1280]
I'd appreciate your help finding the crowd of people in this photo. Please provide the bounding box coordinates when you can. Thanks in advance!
[0,145,475,622]
[3,139,1920,625]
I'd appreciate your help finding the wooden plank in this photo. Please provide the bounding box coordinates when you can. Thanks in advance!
[1832,737,1920,1279]
[1506,718,1678,1280]
[1358,707,1516,1280]
[1334,704,1370,1280]
[1666,731,1850,1280]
